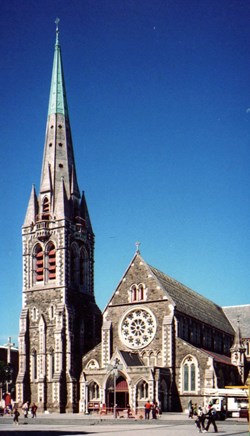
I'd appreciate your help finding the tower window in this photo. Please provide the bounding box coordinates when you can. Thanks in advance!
[34,244,44,282]
[58,142,63,147]
[47,243,56,280]
[80,246,89,290]
[59,163,63,168]
[42,197,50,220]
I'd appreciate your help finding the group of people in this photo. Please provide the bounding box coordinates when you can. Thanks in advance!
[188,400,218,433]
[12,402,38,425]
[144,400,160,419]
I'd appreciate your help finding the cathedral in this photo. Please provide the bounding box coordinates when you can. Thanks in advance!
[17,25,249,414]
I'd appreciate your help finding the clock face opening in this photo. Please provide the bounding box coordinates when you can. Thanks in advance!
[120,307,156,350]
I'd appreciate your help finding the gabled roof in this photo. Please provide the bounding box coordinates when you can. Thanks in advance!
[223,305,250,339]
[119,350,144,367]
[200,349,233,366]
[149,263,234,335]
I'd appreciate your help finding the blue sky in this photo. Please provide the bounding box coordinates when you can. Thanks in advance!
[0,0,250,346]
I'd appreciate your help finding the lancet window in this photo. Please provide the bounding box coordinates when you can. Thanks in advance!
[130,283,146,302]
[33,244,44,283]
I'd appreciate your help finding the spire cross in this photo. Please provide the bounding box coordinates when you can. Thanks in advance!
[135,241,141,254]
[55,17,60,32]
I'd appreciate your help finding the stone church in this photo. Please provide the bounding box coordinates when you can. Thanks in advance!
[17,25,249,414]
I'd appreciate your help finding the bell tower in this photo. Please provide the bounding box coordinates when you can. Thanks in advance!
[16,20,102,412]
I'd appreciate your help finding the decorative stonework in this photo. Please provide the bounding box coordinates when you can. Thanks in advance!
[120,307,156,350]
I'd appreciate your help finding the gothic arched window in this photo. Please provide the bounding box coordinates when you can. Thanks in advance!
[33,244,44,283]
[80,246,89,291]
[138,380,148,399]
[42,196,50,220]
[31,349,37,381]
[47,242,56,280]
[89,381,99,400]
[48,348,55,380]
[71,242,79,285]
[182,356,197,393]
[138,283,145,300]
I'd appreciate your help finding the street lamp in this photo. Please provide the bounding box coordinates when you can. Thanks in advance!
[107,358,123,418]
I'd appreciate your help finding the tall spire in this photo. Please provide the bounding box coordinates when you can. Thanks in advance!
[39,19,80,212]
[47,18,69,118]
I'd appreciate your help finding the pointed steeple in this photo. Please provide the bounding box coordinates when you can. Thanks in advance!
[23,185,38,226]
[47,18,69,118]
[79,191,93,233]
[39,19,80,214]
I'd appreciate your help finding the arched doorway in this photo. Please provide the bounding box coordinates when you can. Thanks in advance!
[106,375,129,412]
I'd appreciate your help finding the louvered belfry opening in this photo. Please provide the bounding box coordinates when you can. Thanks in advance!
[48,243,56,280]
[35,245,44,282]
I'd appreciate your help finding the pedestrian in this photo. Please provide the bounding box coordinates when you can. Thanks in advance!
[22,401,29,418]
[205,405,218,433]
[144,400,151,419]
[152,402,159,419]
[188,399,194,418]
[13,407,20,425]
[195,405,206,433]
[31,403,38,418]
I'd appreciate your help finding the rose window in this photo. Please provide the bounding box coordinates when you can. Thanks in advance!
[120,308,156,349]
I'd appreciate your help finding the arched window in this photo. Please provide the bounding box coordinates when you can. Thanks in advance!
[33,244,44,283]
[31,349,37,381]
[137,380,148,399]
[182,356,197,393]
[138,283,145,300]
[50,305,55,320]
[42,197,50,220]
[89,381,99,400]
[80,246,89,291]
[32,307,37,321]
[141,352,148,366]
[71,242,79,285]
[47,242,56,280]
[131,285,137,302]
[48,348,55,380]
[130,283,146,302]
[149,352,156,367]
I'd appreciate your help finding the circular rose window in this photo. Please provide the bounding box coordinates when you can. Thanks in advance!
[120,308,156,349]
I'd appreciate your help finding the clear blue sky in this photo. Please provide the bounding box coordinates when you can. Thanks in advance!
[1,0,250,346]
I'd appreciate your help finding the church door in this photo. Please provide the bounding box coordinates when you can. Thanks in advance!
[107,375,129,413]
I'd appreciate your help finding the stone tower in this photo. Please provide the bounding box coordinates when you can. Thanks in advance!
[16,22,102,413]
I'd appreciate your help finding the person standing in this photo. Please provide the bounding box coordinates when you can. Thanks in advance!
[152,402,159,419]
[188,399,194,418]
[31,403,37,418]
[144,400,151,419]
[13,408,20,425]
[205,405,218,433]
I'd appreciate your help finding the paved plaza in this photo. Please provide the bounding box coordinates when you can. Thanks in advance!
[0,413,249,436]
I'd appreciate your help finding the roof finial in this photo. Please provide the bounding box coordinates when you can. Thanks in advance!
[55,17,60,32]
[55,17,60,44]
[135,241,141,254]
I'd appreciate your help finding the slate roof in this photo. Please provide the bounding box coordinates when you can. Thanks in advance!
[200,349,233,365]
[223,305,250,338]
[149,264,234,335]
[120,350,144,366]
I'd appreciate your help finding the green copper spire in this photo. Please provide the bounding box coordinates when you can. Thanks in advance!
[48,18,69,117]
